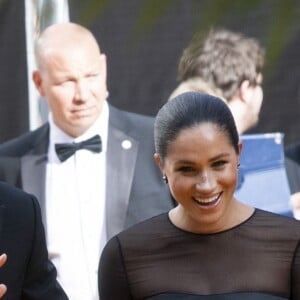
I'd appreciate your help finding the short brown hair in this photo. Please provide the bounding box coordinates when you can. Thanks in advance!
[178,29,265,100]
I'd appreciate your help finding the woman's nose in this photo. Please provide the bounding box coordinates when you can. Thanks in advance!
[195,173,215,191]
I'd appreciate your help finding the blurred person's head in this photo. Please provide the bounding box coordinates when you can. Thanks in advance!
[170,29,265,134]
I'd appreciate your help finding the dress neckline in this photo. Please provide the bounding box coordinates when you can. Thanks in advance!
[166,208,257,236]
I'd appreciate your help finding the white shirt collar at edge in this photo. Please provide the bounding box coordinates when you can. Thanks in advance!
[48,101,109,160]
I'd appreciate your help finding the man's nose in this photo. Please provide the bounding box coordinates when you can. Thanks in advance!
[74,80,89,102]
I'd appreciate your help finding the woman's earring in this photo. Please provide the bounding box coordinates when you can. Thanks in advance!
[162,175,168,184]
[237,163,240,170]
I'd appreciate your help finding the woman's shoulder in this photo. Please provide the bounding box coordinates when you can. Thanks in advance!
[253,208,300,238]
[119,213,169,237]
[255,208,300,223]
[102,213,171,260]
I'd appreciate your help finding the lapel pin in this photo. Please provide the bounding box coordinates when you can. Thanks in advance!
[122,140,132,150]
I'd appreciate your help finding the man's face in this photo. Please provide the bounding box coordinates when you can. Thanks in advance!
[248,73,264,126]
[228,73,264,134]
[33,42,107,137]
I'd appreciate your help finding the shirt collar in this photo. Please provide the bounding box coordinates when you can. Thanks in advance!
[48,101,109,154]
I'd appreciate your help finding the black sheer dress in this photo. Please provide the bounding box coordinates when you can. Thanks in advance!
[99,209,300,299]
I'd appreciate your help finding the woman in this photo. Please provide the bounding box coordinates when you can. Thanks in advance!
[99,92,300,299]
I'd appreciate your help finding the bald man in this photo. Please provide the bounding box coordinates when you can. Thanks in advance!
[0,22,173,299]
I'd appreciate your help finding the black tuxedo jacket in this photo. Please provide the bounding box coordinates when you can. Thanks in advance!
[0,105,174,239]
[0,181,68,299]
[285,143,300,194]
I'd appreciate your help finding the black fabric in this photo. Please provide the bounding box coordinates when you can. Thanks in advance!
[99,209,300,300]
[55,134,102,162]
[148,293,287,299]
[0,0,28,143]
[286,142,300,164]
[285,157,300,194]
[285,143,300,193]
[0,182,68,299]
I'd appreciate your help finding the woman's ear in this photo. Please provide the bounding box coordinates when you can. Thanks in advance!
[237,141,243,162]
[238,141,243,154]
[154,153,163,173]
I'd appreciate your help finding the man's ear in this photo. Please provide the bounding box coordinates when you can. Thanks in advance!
[239,80,253,103]
[32,70,45,96]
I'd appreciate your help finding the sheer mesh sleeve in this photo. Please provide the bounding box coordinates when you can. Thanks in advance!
[99,236,132,300]
[292,240,300,299]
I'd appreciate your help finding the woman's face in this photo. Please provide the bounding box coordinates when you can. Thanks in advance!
[156,122,241,232]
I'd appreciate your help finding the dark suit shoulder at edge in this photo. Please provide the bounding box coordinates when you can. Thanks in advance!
[0,124,49,156]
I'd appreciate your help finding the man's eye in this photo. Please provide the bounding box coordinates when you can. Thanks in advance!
[58,80,73,86]
[87,73,99,79]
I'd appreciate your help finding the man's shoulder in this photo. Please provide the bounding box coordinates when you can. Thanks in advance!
[0,181,34,209]
[109,104,154,134]
[0,124,49,156]
[109,105,154,125]
[285,141,300,162]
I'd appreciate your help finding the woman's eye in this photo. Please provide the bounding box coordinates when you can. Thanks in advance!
[178,166,195,173]
[212,160,227,168]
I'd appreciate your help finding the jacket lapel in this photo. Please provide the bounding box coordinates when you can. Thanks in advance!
[106,109,138,239]
[21,125,49,231]
[21,154,47,222]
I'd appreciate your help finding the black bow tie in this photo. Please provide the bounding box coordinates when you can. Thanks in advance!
[55,134,102,162]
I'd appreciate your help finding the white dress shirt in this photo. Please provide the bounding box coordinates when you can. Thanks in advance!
[46,101,109,300]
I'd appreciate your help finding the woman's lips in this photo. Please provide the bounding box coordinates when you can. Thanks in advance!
[193,192,222,207]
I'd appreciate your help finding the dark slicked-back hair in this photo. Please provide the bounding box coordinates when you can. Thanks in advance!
[154,92,239,162]
[178,29,265,100]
